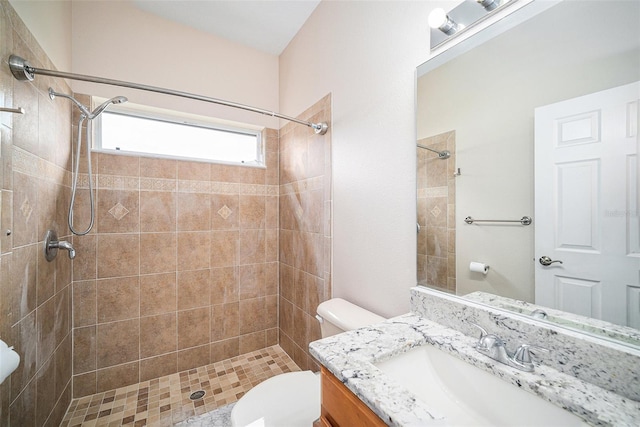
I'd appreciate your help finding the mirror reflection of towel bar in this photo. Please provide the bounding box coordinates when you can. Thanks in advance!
[464,216,532,226]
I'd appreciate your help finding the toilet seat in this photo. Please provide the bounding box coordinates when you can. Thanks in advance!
[230,371,320,427]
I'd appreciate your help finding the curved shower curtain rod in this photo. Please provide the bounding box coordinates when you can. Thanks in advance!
[8,54,329,135]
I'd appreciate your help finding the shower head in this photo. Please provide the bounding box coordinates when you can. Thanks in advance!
[49,87,91,117]
[90,96,128,119]
[48,87,128,119]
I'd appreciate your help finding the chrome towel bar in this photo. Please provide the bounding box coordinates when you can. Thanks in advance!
[464,216,532,226]
[0,107,25,114]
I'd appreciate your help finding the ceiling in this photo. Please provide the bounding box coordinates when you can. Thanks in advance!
[132,0,322,56]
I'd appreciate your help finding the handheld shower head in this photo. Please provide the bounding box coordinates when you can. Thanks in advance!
[89,96,128,119]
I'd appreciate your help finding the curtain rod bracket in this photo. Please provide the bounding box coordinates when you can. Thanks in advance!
[313,122,329,135]
[8,55,35,81]
[7,54,329,134]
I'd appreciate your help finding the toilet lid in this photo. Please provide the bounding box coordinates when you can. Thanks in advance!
[231,371,320,427]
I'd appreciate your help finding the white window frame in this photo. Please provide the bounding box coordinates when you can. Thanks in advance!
[92,99,264,167]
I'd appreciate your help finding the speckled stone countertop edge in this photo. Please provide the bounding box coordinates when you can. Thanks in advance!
[309,313,640,427]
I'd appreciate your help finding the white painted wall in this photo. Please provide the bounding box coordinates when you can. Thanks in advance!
[280,1,445,317]
[70,0,279,128]
[9,0,72,71]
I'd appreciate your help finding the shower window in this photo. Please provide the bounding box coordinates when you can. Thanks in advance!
[94,109,263,166]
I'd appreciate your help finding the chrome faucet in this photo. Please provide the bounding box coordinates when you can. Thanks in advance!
[44,229,76,260]
[471,323,547,372]
[53,240,76,259]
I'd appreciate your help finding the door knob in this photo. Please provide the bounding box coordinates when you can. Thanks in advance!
[539,256,563,266]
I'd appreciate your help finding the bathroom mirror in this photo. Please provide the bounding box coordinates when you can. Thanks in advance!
[416,0,640,347]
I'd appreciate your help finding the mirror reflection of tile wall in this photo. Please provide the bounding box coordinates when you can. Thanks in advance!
[417,131,456,293]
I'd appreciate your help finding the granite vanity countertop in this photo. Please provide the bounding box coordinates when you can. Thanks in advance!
[309,313,640,427]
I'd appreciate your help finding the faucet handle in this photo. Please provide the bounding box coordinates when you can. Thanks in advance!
[470,322,488,340]
[513,344,549,365]
[470,323,505,351]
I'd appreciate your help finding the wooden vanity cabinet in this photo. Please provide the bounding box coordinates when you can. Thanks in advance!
[318,366,387,427]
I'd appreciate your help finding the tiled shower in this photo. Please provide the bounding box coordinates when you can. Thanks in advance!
[0,1,332,425]
[416,130,456,294]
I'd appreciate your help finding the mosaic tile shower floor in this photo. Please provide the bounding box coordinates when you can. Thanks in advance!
[60,346,299,426]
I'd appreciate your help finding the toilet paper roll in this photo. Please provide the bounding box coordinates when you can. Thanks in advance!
[469,262,490,275]
[0,339,20,385]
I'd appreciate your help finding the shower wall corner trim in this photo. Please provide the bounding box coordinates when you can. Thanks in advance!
[8,54,329,135]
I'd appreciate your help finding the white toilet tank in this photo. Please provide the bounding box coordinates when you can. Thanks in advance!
[316,298,385,338]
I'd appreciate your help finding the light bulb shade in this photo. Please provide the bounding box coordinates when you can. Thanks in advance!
[428,8,459,35]
[477,0,499,11]
[428,8,448,29]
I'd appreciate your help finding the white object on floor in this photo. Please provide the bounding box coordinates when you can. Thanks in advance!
[231,371,319,427]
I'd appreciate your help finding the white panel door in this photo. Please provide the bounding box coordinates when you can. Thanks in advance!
[535,81,640,327]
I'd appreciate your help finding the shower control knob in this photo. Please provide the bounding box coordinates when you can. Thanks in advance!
[539,256,563,266]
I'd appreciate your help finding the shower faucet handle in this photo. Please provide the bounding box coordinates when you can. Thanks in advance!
[44,229,76,261]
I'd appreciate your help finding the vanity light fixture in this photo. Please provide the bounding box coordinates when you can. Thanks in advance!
[428,8,461,35]
[428,0,520,51]
[477,0,500,12]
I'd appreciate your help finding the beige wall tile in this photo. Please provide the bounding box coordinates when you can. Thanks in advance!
[177,161,210,181]
[239,297,266,335]
[12,172,38,247]
[210,230,238,267]
[239,331,266,354]
[35,355,56,426]
[239,263,265,300]
[177,192,211,231]
[73,326,96,374]
[210,266,238,305]
[10,244,37,324]
[96,319,140,368]
[72,234,97,280]
[140,191,176,232]
[177,231,210,271]
[96,153,140,177]
[96,233,140,278]
[140,232,177,274]
[177,345,210,372]
[140,273,177,316]
[177,269,211,310]
[211,302,239,341]
[73,372,97,398]
[140,313,177,358]
[139,157,177,179]
[96,361,139,393]
[177,307,210,349]
[239,229,265,264]
[96,276,140,323]
[239,195,265,229]
[139,352,177,382]
[210,338,239,363]
[10,311,37,401]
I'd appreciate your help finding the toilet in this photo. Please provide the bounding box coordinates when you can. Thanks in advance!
[230,298,385,427]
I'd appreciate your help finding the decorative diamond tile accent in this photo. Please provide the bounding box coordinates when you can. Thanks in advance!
[108,203,130,220]
[20,198,33,220]
[217,205,233,220]
[430,205,442,218]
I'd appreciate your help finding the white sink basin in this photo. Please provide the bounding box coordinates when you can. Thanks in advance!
[375,344,589,426]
